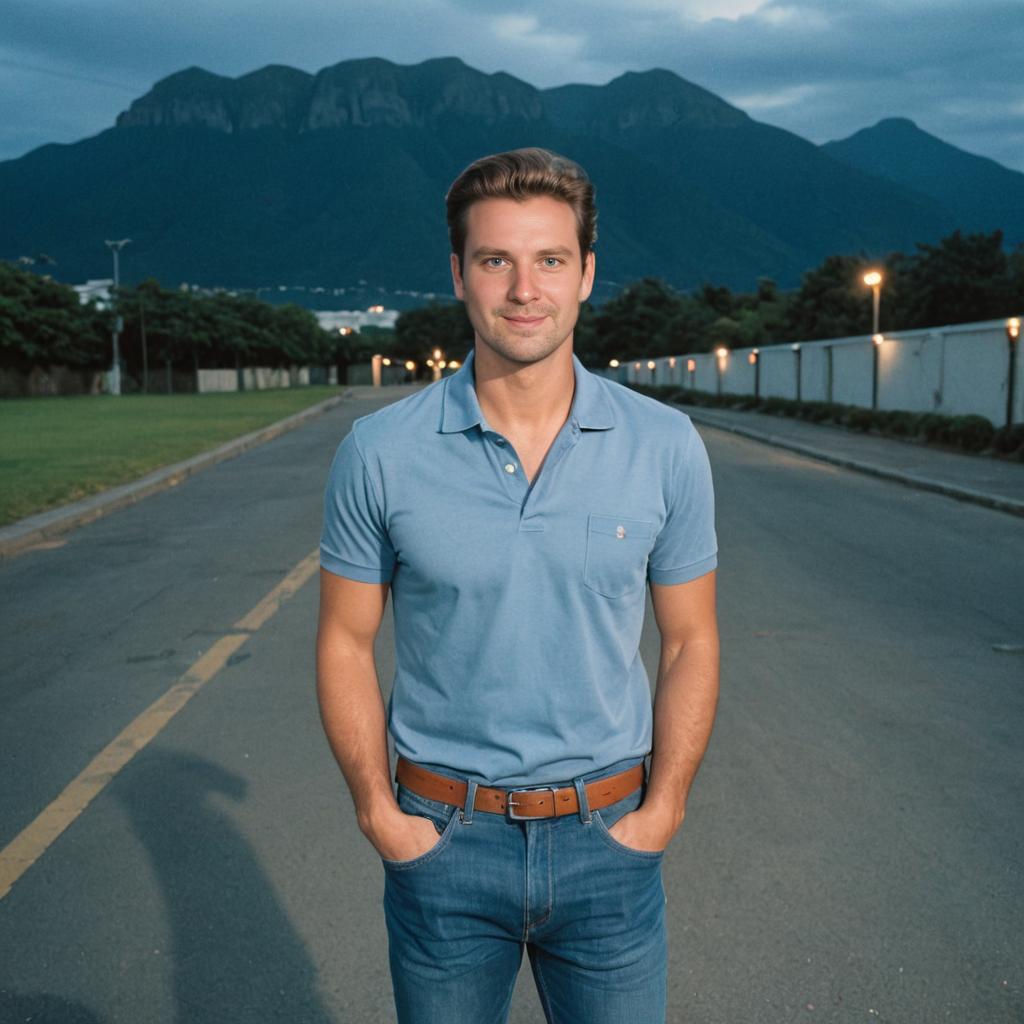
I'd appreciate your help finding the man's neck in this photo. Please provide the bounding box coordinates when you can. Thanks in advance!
[472,341,576,437]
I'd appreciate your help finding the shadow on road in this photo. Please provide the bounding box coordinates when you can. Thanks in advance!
[113,749,334,1024]
[0,992,104,1022]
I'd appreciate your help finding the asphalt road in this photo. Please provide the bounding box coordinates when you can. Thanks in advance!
[1,385,1021,1023]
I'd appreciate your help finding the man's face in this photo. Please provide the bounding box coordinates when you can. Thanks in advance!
[450,195,596,367]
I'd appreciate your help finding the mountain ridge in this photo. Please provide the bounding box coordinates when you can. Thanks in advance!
[2,56,1020,298]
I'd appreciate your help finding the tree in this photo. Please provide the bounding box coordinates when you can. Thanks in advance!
[782,253,876,341]
[395,302,473,361]
[592,277,685,362]
[0,261,107,370]
[894,230,1015,328]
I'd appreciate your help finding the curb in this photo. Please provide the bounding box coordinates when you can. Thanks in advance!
[683,409,1024,519]
[0,390,354,561]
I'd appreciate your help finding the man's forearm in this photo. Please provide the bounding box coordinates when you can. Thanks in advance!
[643,634,720,830]
[315,643,400,836]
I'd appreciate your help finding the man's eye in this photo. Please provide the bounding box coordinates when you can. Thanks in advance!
[542,257,562,268]
[485,257,506,267]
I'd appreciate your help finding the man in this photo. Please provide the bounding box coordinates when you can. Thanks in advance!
[316,147,719,1023]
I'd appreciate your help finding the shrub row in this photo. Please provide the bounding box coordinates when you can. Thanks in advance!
[628,384,1024,461]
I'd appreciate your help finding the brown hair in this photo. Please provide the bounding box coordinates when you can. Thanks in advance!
[445,147,597,269]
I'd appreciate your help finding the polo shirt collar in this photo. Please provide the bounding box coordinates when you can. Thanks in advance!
[440,346,615,434]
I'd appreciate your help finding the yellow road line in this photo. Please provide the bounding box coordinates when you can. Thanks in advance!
[0,549,320,901]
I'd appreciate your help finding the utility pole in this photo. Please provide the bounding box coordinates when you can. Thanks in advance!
[104,238,131,395]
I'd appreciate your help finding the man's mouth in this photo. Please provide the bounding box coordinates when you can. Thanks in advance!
[502,314,547,325]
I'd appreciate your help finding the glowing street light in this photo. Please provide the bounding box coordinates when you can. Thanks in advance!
[715,347,728,396]
[609,359,620,368]
[863,269,883,336]
[749,347,760,400]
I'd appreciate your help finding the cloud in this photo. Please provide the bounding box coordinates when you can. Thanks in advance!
[730,84,819,112]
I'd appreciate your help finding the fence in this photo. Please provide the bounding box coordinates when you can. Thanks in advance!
[610,316,1023,427]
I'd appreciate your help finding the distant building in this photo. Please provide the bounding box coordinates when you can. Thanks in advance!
[73,279,113,307]
[316,308,398,333]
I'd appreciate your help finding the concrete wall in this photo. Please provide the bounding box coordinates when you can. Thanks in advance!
[615,317,1024,426]
[0,365,106,398]
[197,366,318,393]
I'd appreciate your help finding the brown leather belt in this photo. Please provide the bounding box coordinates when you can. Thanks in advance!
[396,756,644,820]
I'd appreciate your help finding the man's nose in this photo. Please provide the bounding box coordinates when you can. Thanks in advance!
[507,265,538,304]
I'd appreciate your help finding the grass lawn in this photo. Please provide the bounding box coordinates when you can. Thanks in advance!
[0,387,342,527]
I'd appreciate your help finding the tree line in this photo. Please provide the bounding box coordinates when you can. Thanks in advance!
[0,269,376,385]
[3,228,1021,385]
[392,228,1024,366]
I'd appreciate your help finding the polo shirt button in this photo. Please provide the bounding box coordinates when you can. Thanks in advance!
[504,463,517,474]
[495,438,506,446]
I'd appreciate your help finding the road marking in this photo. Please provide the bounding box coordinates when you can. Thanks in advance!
[0,550,320,901]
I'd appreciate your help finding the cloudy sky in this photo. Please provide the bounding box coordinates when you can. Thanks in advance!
[3,0,1022,170]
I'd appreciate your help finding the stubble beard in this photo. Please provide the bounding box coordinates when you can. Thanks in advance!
[473,304,578,367]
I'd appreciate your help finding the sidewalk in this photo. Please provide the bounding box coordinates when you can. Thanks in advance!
[678,402,1024,518]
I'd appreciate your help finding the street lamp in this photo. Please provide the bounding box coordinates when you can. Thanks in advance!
[1007,318,1021,429]
[687,358,696,391]
[871,333,884,409]
[863,269,883,336]
[104,238,131,395]
[715,346,728,396]
[749,348,760,400]
[791,343,802,402]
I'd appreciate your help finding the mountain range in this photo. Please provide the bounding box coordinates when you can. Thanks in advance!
[1,56,1021,302]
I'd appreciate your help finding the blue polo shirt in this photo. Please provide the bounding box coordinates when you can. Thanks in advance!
[320,346,717,788]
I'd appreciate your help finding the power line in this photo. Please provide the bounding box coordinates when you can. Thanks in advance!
[0,57,142,93]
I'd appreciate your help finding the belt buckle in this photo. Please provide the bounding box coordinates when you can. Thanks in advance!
[506,785,559,821]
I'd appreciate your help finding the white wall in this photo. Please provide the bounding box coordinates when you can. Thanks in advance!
[615,317,1024,426]
[197,365,316,393]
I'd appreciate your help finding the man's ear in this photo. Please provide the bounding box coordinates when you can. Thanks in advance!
[450,252,465,300]
[578,249,596,304]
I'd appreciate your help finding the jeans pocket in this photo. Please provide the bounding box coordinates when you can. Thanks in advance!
[381,785,460,872]
[592,788,664,861]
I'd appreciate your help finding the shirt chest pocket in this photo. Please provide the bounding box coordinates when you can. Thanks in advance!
[583,513,657,599]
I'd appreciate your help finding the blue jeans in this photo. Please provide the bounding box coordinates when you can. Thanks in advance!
[381,761,667,1023]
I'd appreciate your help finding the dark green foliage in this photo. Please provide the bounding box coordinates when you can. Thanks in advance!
[588,229,1022,355]
[0,262,333,378]
[991,425,1024,459]
[394,301,473,362]
[893,230,1016,328]
[591,278,686,363]
[0,262,108,369]
[628,382,1013,458]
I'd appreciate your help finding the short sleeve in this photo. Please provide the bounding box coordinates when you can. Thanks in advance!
[647,420,718,586]
[320,428,397,583]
